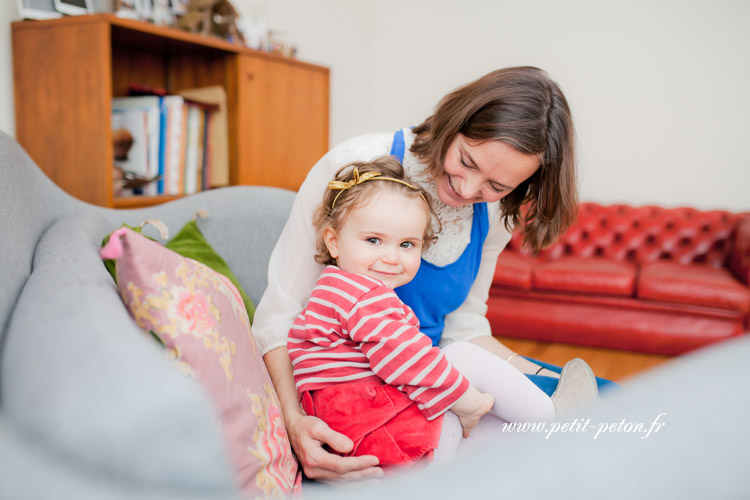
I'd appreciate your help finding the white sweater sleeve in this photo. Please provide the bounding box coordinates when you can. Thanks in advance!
[252,132,392,353]
[439,204,513,346]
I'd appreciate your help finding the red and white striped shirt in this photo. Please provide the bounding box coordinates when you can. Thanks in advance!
[288,266,469,420]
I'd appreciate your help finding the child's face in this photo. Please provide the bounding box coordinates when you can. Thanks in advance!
[324,189,428,289]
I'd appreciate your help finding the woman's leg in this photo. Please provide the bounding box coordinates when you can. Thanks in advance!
[525,356,620,396]
[442,341,555,423]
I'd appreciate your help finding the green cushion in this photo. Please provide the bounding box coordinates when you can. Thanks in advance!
[102,219,255,323]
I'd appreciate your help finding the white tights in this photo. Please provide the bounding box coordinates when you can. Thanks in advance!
[432,341,555,464]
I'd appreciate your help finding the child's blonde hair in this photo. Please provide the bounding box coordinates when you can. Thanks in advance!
[314,155,438,265]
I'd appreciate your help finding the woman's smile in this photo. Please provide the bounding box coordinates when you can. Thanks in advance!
[436,135,541,208]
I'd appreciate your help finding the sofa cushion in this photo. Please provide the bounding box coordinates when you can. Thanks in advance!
[532,257,636,297]
[638,262,750,313]
[101,227,298,497]
[493,252,534,290]
[102,216,256,323]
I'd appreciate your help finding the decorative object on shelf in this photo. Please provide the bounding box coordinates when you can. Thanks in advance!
[17,0,62,19]
[89,0,115,13]
[53,0,93,15]
[114,0,156,20]
[112,127,134,161]
[176,0,245,44]
[170,0,188,15]
[112,125,160,196]
[151,0,173,25]
[267,29,297,59]
[113,0,138,19]
[237,15,268,51]
[113,166,161,196]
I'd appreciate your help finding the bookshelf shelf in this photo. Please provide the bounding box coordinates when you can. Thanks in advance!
[113,194,184,209]
[12,14,330,208]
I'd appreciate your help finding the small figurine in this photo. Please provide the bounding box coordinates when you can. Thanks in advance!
[176,0,245,43]
[114,0,139,19]
[112,128,159,196]
[152,0,174,26]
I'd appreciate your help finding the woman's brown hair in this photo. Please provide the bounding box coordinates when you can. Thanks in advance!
[411,66,578,253]
[313,155,438,265]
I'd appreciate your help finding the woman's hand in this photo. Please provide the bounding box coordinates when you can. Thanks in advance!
[287,411,383,483]
[262,347,382,483]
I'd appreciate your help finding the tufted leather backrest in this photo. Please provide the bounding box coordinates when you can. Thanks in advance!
[506,203,750,269]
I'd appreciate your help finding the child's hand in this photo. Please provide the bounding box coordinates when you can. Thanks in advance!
[451,387,494,438]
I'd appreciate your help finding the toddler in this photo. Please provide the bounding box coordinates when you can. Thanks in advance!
[287,156,558,468]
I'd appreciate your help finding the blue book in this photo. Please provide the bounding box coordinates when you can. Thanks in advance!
[157,96,167,194]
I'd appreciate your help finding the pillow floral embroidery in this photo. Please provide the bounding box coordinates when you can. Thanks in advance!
[101,227,298,498]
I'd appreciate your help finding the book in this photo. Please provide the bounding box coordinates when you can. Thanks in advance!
[202,110,213,191]
[157,96,167,193]
[194,107,206,194]
[183,104,202,194]
[178,86,229,188]
[112,96,162,195]
[162,95,186,195]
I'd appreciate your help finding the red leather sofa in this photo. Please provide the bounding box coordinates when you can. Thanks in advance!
[487,203,750,355]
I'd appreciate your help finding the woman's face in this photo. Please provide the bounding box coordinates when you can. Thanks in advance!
[436,135,541,208]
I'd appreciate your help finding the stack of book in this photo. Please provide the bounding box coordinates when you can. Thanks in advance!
[111,85,229,197]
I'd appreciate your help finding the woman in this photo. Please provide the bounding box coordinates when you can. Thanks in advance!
[253,66,601,481]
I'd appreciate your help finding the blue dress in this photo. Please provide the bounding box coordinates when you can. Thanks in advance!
[389,128,616,396]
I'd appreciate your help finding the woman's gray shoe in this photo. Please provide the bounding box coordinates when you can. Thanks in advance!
[551,358,601,417]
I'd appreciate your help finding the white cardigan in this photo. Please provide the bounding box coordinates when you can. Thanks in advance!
[252,129,513,353]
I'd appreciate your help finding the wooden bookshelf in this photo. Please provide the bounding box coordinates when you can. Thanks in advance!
[12,14,330,208]
[113,194,184,209]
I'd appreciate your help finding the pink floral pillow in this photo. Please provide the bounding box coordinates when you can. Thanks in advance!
[101,227,299,497]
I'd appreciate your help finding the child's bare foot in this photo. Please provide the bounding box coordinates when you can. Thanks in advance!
[452,389,494,438]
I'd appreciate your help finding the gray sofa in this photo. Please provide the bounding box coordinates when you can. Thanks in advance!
[0,130,290,498]
[2,130,749,499]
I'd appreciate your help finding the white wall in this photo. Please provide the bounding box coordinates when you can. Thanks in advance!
[3,0,749,210]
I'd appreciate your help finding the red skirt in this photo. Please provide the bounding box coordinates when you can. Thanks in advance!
[300,383,443,467]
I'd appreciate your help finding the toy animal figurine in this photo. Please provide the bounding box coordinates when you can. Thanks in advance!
[112,128,159,195]
[211,0,245,43]
[176,0,245,44]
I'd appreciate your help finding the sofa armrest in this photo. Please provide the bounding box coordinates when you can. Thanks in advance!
[729,216,750,285]
[0,414,243,500]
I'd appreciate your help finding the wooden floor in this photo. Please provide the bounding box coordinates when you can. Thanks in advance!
[497,337,674,383]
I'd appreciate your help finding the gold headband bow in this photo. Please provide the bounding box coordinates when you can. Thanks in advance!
[328,167,425,210]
